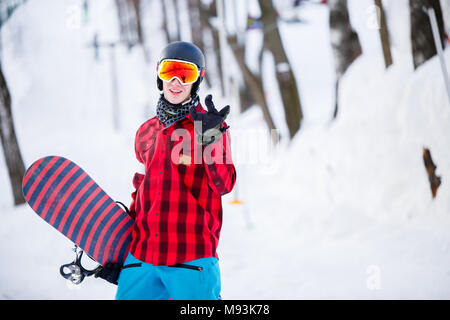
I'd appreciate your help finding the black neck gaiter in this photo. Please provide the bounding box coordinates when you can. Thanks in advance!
[156,94,200,128]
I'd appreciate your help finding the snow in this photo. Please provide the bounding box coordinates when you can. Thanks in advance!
[1,0,450,299]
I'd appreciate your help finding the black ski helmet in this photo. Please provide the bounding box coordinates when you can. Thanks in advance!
[157,41,206,97]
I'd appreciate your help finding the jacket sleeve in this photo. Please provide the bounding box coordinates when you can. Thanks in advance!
[203,128,236,196]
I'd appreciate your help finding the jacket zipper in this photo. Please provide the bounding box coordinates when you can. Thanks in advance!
[169,263,203,271]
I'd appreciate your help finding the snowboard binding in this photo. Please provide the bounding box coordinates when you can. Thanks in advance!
[60,245,101,285]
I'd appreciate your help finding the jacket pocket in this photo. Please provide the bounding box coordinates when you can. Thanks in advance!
[169,263,203,271]
[122,263,142,270]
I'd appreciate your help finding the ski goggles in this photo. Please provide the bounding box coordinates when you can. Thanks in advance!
[157,59,205,85]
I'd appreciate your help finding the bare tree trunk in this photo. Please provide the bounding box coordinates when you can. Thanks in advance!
[0,65,25,205]
[187,0,211,87]
[375,0,393,68]
[410,0,445,69]
[258,0,303,139]
[423,147,441,198]
[115,0,130,46]
[115,0,143,49]
[187,0,203,49]
[238,84,255,113]
[227,34,277,139]
[329,0,362,119]
[173,0,182,41]
[129,0,143,46]
[199,1,224,95]
[160,0,171,43]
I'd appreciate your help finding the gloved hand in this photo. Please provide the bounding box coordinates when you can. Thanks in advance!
[94,262,122,285]
[190,94,230,146]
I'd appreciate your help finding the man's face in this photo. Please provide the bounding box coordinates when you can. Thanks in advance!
[163,78,193,104]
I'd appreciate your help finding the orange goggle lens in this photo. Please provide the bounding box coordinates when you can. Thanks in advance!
[158,59,201,85]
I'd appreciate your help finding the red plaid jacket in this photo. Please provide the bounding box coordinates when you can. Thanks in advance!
[127,103,236,266]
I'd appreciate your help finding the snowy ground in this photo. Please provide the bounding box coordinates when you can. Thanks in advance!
[1,0,450,299]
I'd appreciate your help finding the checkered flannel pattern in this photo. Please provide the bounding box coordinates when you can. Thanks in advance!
[127,103,236,266]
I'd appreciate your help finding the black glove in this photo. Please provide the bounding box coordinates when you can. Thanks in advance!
[190,94,230,146]
[94,262,122,285]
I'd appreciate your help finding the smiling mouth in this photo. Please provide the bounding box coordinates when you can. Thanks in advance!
[170,89,182,94]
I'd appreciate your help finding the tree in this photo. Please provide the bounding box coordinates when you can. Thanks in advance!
[423,147,441,198]
[159,0,183,42]
[115,0,143,49]
[160,0,171,44]
[410,0,445,70]
[129,0,144,46]
[0,65,25,205]
[187,0,203,52]
[227,33,277,136]
[375,0,393,68]
[187,0,211,87]
[0,0,27,205]
[329,0,362,119]
[258,0,303,139]
[197,0,277,138]
[198,1,224,96]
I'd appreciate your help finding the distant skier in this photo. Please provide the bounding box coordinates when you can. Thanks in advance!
[98,41,236,300]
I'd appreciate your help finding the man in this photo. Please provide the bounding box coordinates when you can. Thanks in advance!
[108,41,236,300]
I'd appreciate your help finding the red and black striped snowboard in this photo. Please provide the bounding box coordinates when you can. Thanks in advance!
[22,156,133,267]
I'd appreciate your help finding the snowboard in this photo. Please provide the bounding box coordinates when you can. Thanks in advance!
[22,156,134,271]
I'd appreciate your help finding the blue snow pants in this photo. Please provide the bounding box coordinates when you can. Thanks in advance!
[115,252,221,300]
